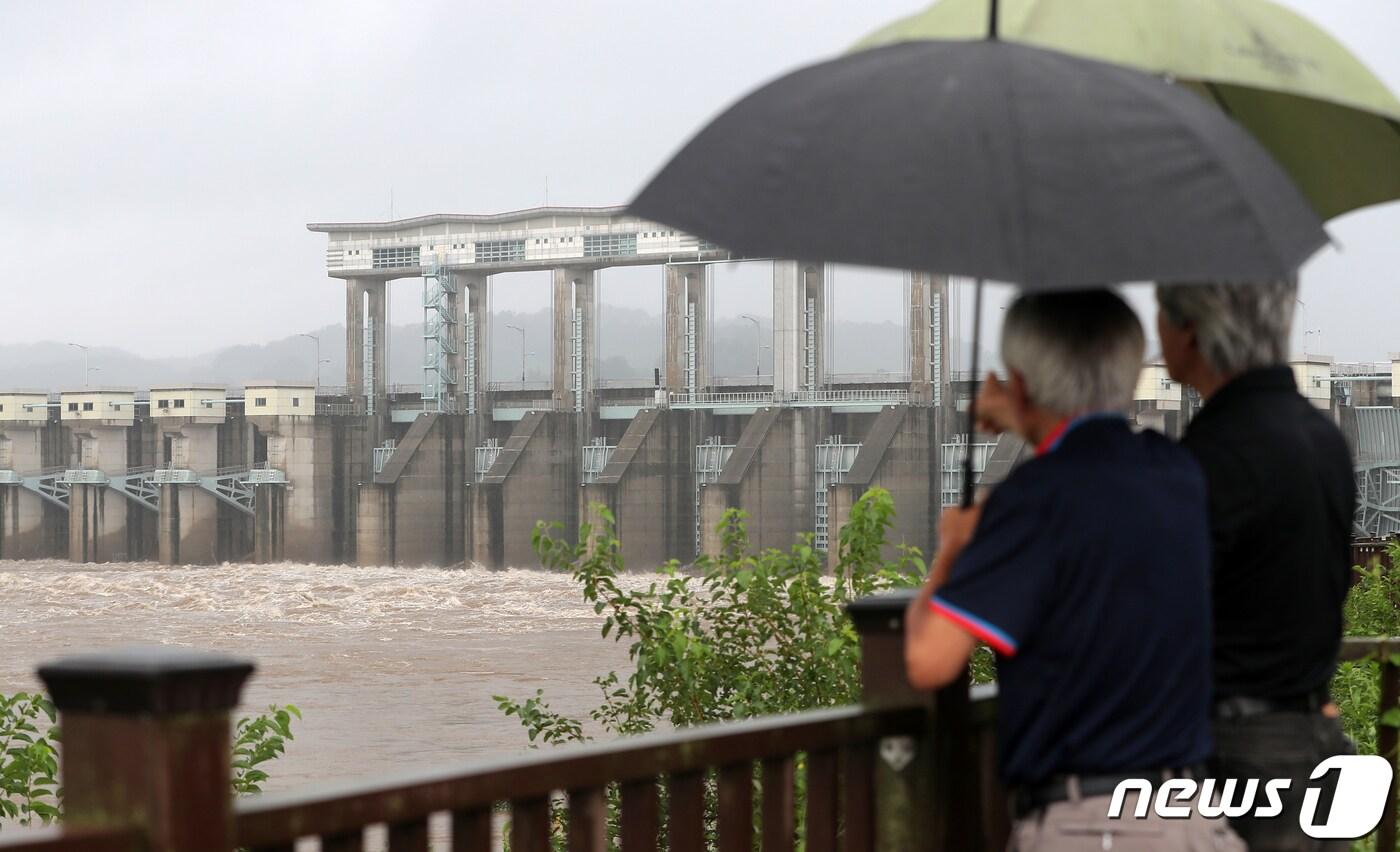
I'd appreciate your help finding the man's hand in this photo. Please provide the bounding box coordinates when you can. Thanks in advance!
[975,372,1017,435]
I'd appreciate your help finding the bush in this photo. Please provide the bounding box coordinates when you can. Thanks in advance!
[0,693,59,826]
[0,697,299,830]
[1334,550,1400,761]
[495,487,925,743]
[232,704,303,796]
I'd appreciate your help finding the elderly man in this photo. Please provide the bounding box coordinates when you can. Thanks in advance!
[1156,280,1355,852]
[905,289,1240,851]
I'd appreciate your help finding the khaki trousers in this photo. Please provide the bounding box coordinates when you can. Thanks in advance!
[1008,782,1246,852]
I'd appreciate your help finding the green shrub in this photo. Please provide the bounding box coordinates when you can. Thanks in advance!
[1332,545,1400,852]
[495,487,925,743]
[0,693,59,826]
[232,704,303,796]
[0,697,299,830]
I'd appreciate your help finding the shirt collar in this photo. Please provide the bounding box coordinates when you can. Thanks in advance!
[1035,412,1129,457]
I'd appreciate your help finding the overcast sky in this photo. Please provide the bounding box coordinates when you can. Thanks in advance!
[3,1,1397,366]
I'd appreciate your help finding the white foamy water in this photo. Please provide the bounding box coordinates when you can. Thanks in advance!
[0,560,657,792]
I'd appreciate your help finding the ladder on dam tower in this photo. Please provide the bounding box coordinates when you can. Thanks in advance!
[421,262,459,413]
[815,437,861,552]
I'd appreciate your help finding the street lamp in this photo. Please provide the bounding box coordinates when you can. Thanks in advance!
[506,324,527,382]
[739,314,762,382]
[1303,328,1322,357]
[298,333,321,391]
[67,343,90,387]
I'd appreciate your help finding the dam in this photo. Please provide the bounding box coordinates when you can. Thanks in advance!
[1,205,1393,568]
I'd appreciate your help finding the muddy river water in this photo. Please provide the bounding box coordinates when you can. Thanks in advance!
[0,559,650,794]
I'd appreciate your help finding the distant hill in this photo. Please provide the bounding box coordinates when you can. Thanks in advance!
[0,308,947,390]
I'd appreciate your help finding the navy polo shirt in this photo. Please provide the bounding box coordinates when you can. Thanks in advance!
[932,415,1214,785]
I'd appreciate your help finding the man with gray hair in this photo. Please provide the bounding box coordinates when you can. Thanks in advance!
[1157,280,1355,852]
[906,290,1240,850]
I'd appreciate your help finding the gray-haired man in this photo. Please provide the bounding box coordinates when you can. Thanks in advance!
[907,290,1241,851]
[1157,280,1356,852]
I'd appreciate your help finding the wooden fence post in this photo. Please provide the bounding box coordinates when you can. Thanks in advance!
[847,590,932,852]
[850,590,989,852]
[38,646,254,852]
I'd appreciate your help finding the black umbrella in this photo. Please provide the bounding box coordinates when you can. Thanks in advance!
[630,36,1327,505]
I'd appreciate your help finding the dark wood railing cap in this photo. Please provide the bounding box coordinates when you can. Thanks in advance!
[845,589,917,636]
[38,646,254,716]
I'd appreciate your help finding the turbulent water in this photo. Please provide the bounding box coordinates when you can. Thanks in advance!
[0,560,653,793]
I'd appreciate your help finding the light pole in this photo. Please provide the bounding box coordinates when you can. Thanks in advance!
[506,324,527,382]
[1303,328,1322,357]
[67,343,90,387]
[740,314,762,382]
[298,333,321,391]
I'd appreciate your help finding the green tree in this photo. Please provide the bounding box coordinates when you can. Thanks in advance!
[496,487,925,743]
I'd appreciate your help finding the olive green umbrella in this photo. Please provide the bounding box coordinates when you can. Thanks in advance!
[857,0,1400,220]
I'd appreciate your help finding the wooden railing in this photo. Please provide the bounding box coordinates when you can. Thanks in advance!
[236,704,929,852]
[4,600,1397,852]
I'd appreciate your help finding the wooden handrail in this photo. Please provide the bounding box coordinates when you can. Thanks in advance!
[234,702,930,846]
[1341,637,1400,661]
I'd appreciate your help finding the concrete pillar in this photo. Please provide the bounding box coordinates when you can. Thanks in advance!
[252,483,284,562]
[461,274,491,413]
[355,412,460,566]
[773,261,826,396]
[908,272,950,406]
[345,277,388,407]
[824,406,937,573]
[698,407,818,556]
[474,410,578,568]
[664,264,709,394]
[156,426,219,565]
[356,484,394,566]
[67,428,131,564]
[552,268,596,414]
[0,426,52,559]
[250,414,369,564]
[577,408,697,569]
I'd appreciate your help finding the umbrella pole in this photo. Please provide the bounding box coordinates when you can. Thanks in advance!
[960,279,984,508]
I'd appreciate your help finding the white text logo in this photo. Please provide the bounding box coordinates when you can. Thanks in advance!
[1106,756,1393,840]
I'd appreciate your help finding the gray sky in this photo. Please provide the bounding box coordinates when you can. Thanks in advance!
[3,1,1397,364]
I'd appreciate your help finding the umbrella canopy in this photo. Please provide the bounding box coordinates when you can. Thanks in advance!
[857,0,1400,220]
[630,39,1327,291]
